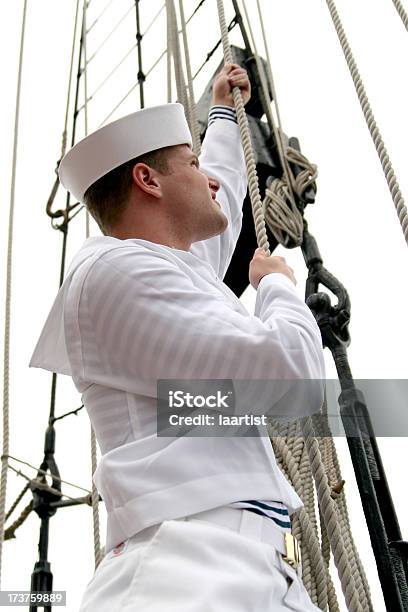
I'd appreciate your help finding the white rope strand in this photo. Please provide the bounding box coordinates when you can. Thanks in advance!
[326,0,408,246]
[178,0,201,153]
[61,0,81,158]
[240,0,303,247]
[166,0,173,102]
[82,0,102,569]
[392,0,408,30]
[0,0,28,586]
[216,0,270,254]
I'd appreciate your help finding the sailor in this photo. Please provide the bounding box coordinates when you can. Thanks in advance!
[30,63,325,611]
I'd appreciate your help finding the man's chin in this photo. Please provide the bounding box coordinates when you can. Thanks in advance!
[194,211,229,242]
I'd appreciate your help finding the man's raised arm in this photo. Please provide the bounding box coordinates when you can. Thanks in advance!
[190,64,250,279]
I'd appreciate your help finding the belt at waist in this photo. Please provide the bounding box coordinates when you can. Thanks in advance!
[181,506,301,570]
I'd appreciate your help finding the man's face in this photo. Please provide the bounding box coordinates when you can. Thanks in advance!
[159,144,228,243]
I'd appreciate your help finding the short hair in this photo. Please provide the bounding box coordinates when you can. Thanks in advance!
[83,146,174,235]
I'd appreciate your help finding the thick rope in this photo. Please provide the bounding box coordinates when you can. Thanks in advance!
[240,0,296,198]
[166,0,189,115]
[5,453,91,493]
[4,501,33,541]
[0,0,28,587]
[166,0,173,103]
[61,0,82,159]
[239,0,359,604]
[237,2,373,606]
[301,417,365,612]
[326,0,408,246]
[82,0,91,239]
[5,483,30,522]
[82,0,102,569]
[90,426,102,568]
[240,0,318,248]
[178,0,201,154]
[216,0,270,254]
[216,1,364,607]
[392,0,408,30]
[270,431,330,609]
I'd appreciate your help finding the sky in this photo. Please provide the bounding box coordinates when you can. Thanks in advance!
[1,0,408,610]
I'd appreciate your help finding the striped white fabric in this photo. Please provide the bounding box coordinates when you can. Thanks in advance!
[30,109,325,553]
[208,105,237,126]
[229,500,291,532]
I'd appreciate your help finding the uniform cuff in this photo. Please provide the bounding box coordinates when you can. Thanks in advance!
[208,105,237,127]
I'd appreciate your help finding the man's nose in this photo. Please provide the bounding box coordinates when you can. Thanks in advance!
[208,177,220,193]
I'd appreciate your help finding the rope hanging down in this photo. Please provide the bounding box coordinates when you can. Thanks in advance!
[325,0,408,246]
[216,0,271,255]
[392,0,408,31]
[239,2,371,608]
[82,0,103,571]
[0,0,28,588]
[214,2,372,609]
[240,0,305,248]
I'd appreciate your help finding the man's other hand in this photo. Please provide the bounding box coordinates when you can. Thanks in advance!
[212,63,251,108]
[249,248,297,289]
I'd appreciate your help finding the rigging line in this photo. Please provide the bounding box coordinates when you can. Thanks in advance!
[52,404,84,423]
[90,425,101,568]
[192,18,237,81]
[82,0,102,568]
[77,2,165,112]
[0,0,28,588]
[98,80,140,127]
[62,0,82,159]
[97,0,215,125]
[78,43,137,111]
[86,0,116,35]
[166,0,172,102]
[5,501,33,541]
[251,0,295,188]
[186,0,207,26]
[7,465,84,503]
[83,0,90,238]
[5,483,30,522]
[167,0,189,111]
[99,6,234,127]
[98,42,168,127]
[4,455,92,495]
[392,0,408,30]
[135,0,145,108]
[179,0,201,153]
[67,203,85,223]
[45,0,81,224]
[216,0,270,253]
[325,0,408,246]
[143,1,166,37]
[239,0,294,194]
[86,2,134,66]
[239,0,303,247]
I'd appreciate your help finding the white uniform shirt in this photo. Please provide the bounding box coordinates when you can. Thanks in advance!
[30,111,325,553]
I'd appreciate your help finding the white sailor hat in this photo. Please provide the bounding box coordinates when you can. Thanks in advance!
[58,103,193,202]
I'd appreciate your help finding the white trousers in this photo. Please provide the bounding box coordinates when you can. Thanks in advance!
[79,509,321,611]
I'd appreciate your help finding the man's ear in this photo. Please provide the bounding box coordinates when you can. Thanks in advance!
[131,163,163,199]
